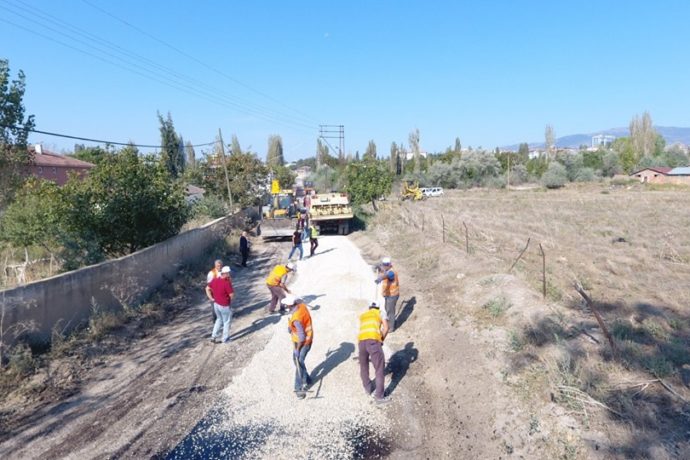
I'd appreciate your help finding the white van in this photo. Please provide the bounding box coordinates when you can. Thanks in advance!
[426,187,444,197]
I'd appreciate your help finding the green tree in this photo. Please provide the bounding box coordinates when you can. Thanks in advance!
[266,135,284,167]
[158,112,184,178]
[273,164,296,189]
[518,142,530,157]
[629,111,656,160]
[364,140,377,160]
[185,140,196,168]
[541,162,567,189]
[63,145,189,256]
[454,137,462,156]
[601,151,622,177]
[345,159,392,211]
[231,134,242,156]
[409,129,421,174]
[201,151,268,207]
[70,145,114,165]
[612,137,636,173]
[0,59,36,208]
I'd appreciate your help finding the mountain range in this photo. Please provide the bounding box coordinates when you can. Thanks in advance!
[503,126,690,150]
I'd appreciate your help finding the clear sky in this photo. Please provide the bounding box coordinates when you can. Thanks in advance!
[1,0,689,161]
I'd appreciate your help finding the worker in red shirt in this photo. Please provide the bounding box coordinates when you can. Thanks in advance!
[205,266,235,343]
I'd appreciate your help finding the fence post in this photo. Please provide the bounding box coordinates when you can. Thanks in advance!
[442,214,446,243]
[539,243,546,299]
[574,282,618,358]
[463,221,469,254]
[509,237,531,272]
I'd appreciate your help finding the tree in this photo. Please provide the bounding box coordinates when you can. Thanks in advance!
[454,137,462,156]
[69,145,114,165]
[545,124,555,160]
[345,159,392,211]
[389,142,398,174]
[629,112,657,160]
[201,150,268,207]
[601,151,622,177]
[518,142,530,157]
[231,134,242,156]
[612,137,636,173]
[273,164,296,189]
[364,140,377,160]
[0,59,36,208]
[409,129,421,174]
[158,112,184,178]
[266,135,284,167]
[63,145,189,256]
[185,141,196,168]
[541,162,567,189]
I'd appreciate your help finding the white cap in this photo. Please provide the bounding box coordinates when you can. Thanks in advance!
[286,262,296,271]
[283,294,297,306]
[221,266,232,274]
[381,257,391,265]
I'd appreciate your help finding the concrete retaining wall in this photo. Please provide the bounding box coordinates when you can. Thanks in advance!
[0,209,257,344]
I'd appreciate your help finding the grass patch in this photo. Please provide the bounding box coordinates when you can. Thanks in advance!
[482,296,511,318]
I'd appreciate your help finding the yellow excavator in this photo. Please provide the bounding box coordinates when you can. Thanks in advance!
[400,181,424,201]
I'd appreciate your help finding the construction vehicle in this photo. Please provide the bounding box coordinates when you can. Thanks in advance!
[400,181,425,201]
[260,180,300,240]
[310,192,353,235]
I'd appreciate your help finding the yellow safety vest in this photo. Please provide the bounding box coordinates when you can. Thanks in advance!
[266,265,288,286]
[310,226,319,239]
[358,309,383,342]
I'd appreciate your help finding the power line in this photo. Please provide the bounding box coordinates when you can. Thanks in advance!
[80,0,319,125]
[1,1,317,133]
[0,123,216,148]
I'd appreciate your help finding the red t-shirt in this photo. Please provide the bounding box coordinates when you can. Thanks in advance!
[208,277,234,307]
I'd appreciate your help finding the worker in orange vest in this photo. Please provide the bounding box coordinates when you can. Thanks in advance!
[284,295,313,399]
[358,301,390,404]
[265,262,296,313]
[376,257,400,332]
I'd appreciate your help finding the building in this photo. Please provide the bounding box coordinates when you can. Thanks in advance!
[592,134,616,148]
[404,150,428,161]
[630,166,690,185]
[185,184,205,203]
[27,145,94,185]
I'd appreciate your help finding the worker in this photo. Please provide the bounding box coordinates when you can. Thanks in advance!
[376,257,400,332]
[239,231,251,267]
[265,262,296,313]
[206,266,235,343]
[358,301,390,404]
[284,294,313,399]
[309,223,319,257]
[206,259,223,323]
[288,228,303,261]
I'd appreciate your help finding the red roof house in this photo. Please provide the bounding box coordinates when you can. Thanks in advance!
[28,145,95,185]
[630,167,673,184]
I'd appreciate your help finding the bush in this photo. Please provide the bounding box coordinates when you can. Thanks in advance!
[542,162,567,189]
[509,164,528,185]
[190,195,228,220]
[574,167,596,182]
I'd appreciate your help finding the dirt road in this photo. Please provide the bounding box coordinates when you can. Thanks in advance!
[2,234,525,459]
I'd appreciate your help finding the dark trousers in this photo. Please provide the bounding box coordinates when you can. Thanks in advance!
[211,301,217,323]
[310,238,318,256]
[293,343,312,390]
[359,339,385,399]
[267,285,286,312]
[241,249,249,267]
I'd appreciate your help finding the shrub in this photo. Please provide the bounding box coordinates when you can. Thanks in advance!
[542,162,567,189]
[574,167,596,182]
[509,164,528,185]
[190,195,228,220]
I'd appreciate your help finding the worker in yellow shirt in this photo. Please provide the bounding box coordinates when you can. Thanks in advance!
[265,262,296,313]
[358,301,390,404]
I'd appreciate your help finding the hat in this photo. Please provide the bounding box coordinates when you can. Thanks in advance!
[286,262,296,271]
[386,270,395,280]
[381,257,392,265]
[221,266,232,274]
[283,294,297,306]
[369,301,379,309]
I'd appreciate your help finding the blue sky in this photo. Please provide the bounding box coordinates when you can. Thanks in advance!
[1,0,688,161]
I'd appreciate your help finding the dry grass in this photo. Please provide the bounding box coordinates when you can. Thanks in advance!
[366,182,690,458]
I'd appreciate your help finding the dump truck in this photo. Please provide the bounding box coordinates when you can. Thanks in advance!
[309,192,353,235]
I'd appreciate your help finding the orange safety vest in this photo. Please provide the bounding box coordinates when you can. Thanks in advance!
[266,265,289,286]
[358,309,383,342]
[382,269,399,297]
[289,303,313,345]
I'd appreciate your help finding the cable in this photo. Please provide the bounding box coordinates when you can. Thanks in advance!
[1,1,317,133]
[80,0,319,125]
[0,123,217,148]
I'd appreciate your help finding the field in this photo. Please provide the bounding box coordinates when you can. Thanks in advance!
[365,182,690,458]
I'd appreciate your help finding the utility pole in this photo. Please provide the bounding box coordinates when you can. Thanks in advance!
[507,152,511,190]
[319,124,345,162]
[217,128,233,212]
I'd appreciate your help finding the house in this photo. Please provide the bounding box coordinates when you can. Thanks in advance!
[28,145,95,185]
[630,166,690,185]
[185,184,205,203]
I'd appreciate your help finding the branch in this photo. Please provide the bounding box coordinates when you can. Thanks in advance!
[509,237,530,272]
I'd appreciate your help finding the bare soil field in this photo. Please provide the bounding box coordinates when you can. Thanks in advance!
[363,183,690,459]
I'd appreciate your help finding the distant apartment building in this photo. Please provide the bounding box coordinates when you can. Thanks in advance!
[27,145,94,185]
[405,150,428,161]
[591,134,616,148]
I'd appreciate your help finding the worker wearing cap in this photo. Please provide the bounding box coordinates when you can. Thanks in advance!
[358,301,390,403]
[266,262,296,313]
[206,259,223,324]
[206,266,235,343]
[284,295,313,399]
[376,257,400,332]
